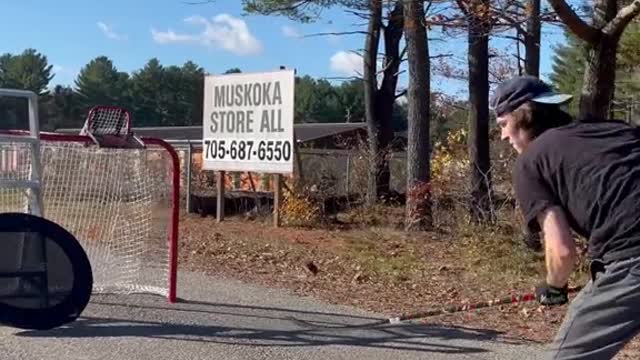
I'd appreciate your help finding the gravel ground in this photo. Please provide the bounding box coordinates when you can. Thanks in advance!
[0,270,549,360]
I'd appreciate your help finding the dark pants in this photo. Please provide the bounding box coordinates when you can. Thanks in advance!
[547,256,640,359]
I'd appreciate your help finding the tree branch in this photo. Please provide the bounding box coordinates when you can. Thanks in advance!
[546,0,600,43]
[397,45,408,63]
[322,76,362,81]
[455,0,469,16]
[496,34,522,42]
[343,8,371,21]
[302,30,368,38]
[431,53,454,60]
[603,0,640,39]
[494,12,525,34]
[247,0,317,15]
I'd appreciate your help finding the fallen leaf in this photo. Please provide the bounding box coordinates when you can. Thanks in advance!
[352,271,363,284]
[304,261,319,275]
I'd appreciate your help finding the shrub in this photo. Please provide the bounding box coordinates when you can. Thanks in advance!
[281,190,323,227]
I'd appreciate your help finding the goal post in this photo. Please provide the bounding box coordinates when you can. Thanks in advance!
[0,88,44,218]
[0,101,180,303]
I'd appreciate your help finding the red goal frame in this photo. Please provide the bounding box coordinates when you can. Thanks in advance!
[0,129,180,303]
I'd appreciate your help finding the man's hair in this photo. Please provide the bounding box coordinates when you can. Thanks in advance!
[512,101,573,138]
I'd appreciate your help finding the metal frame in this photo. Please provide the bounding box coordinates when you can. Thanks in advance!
[0,89,44,218]
[81,105,132,136]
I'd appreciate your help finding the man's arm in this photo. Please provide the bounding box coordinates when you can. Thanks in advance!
[537,206,577,288]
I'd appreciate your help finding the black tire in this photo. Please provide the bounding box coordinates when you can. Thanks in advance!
[0,212,93,330]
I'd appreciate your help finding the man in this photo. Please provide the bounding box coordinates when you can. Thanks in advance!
[490,75,640,359]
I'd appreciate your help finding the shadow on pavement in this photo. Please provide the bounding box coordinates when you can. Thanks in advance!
[90,297,381,324]
[13,296,538,356]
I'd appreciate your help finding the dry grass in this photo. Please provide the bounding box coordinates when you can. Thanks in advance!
[340,228,427,282]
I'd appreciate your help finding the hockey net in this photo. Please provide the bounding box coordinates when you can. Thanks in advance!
[82,105,131,136]
[0,107,179,303]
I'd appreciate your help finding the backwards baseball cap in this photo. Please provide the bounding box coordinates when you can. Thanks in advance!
[489,75,573,117]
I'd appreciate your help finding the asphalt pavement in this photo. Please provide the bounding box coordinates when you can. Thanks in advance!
[0,270,550,359]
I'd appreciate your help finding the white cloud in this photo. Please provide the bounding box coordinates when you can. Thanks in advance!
[151,29,196,44]
[97,22,127,41]
[281,25,301,39]
[330,51,364,77]
[151,14,262,56]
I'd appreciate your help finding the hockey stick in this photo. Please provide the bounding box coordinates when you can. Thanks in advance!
[390,285,583,324]
[290,285,583,329]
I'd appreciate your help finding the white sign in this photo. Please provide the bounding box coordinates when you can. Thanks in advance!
[202,69,295,174]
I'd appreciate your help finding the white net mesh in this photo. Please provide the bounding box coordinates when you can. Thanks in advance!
[0,136,177,300]
[0,141,33,213]
[83,106,130,136]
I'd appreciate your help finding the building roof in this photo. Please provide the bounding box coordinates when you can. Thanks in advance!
[54,122,367,143]
[293,122,366,143]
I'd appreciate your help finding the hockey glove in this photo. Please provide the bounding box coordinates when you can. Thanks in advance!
[535,282,568,306]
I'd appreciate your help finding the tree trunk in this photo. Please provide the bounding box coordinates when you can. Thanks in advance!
[374,1,404,201]
[579,38,619,120]
[403,0,432,231]
[468,3,493,223]
[579,0,619,120]
[524,0,541,77]
[364,0,383,206]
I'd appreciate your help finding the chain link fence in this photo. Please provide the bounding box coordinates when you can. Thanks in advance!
[168,142,409,215]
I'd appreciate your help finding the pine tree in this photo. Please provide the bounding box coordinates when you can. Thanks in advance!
[130,58,165,126]
[0,49,54,129]
[74,56,130,116]
[0,49,54,95]
[180,61,205,126]
[549,30,588,116]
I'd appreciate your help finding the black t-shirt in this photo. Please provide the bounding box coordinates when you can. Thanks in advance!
[514,119,640,262]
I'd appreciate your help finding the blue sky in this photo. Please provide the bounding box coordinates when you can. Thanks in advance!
[1,0,566,99]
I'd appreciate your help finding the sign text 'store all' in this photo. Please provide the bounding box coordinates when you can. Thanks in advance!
[202,69,295,174]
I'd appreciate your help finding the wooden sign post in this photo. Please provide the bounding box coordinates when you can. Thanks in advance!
[273,174,281,227]
[216,170,225,223]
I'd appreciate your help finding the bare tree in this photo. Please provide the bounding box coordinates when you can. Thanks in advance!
[404,0,432,231]
[452,0,494,223]
[242,0,406,205]
[495,0,544,76]
[365,1,405,205]
[524,0,541,76]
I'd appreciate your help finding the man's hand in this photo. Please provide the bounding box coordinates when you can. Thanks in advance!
[535,281,568,306]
